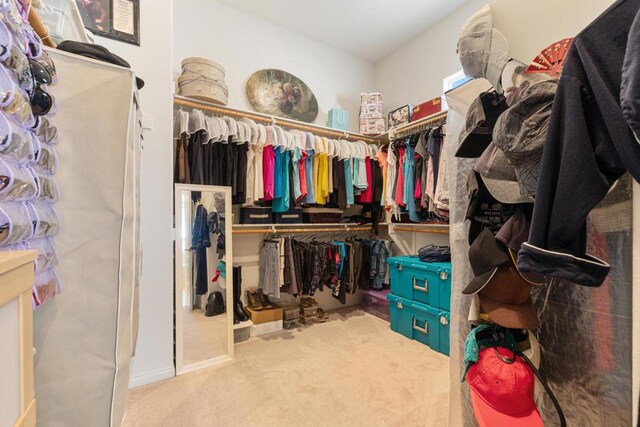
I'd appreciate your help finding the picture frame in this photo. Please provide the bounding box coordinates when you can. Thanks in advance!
[245,69,319,123]
[75,0,140,46]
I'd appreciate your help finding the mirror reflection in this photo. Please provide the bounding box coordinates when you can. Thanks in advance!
[175,185,232,372]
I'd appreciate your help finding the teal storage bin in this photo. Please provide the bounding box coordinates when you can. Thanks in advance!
[387,256,452,311]
[387,294,450,356]
[327,106,349,131]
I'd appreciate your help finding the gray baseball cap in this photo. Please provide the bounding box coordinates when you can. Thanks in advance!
[493,79,558,198]
[474,142,534,205]
[457,4,510,93]
[456,91,508,158]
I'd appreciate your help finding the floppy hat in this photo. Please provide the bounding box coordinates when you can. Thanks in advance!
[466,347,543,427]
[493,79,558,198]
[457,5,510,92]
[474,142,516,181]
[456,91,508,158]
[462,227,510,295]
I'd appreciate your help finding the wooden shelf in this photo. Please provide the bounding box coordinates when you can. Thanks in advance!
[388,223,450,235]
[233,223,360,228]
[232,223,373,235]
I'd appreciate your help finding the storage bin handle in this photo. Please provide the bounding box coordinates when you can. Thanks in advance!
[412,276,429,293]
[413,318,429,335]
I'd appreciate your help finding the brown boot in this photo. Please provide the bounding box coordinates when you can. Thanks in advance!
[246,289,264,311]
[256,288,274,309]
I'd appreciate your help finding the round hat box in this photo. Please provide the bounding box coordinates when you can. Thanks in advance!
[181,57,226,81]
[178,74,229,105]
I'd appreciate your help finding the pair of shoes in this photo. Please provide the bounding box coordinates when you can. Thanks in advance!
[246,288,274,311]
[233,267,249,324]
[316,308,329,323]
[300,297,318,308]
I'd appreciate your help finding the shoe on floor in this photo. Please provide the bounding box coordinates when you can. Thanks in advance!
[316,308,329,323]
[300,297,318,308]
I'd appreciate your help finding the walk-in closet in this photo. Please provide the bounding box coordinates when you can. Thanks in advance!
[2,1,639,426]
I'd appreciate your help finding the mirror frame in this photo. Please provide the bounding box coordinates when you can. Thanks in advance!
[174,184,234,375]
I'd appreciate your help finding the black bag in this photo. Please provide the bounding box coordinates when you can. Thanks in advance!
[205,291,225,317]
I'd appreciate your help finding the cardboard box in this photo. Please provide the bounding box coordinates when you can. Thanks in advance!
[360,118,386,135]
[245,306,283,324]
[411,97,443,122]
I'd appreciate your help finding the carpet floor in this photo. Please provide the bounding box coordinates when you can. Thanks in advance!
[124,309,451,427]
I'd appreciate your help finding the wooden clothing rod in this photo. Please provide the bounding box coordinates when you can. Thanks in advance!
[174,96,382,144]
[233,226,372,235]
[392,226,450,235]
[390,110,448,139]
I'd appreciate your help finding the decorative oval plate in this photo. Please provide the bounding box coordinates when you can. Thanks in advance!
[246,69,319,123]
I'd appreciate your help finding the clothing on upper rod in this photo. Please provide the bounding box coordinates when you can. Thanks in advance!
[173,108,385,217]
[381,124,449,222]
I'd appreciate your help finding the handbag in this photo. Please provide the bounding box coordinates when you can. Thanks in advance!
[205,291,226,317]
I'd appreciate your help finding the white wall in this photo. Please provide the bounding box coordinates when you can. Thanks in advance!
[374,0,616,112]
[96,0,175,387]
[173,0,375,132]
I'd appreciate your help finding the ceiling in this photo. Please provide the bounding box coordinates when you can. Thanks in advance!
[215,0,471,63]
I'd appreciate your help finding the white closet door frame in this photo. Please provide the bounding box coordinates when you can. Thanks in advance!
[174,184,234,376]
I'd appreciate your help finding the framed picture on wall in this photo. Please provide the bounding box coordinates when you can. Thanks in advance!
[75,0,140,46]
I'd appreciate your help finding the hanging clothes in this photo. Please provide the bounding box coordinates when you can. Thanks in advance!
[304,132,316,204]
[191,203,210,296]
[376,144,388,207]
[394,140,406,207]
[174,110,191,184]
[262,236,392,303]
[273,145,291,213]
[173,108,390,215]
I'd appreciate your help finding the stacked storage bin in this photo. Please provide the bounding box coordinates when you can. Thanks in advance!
[359,92,385,135]
[386,256,452,356]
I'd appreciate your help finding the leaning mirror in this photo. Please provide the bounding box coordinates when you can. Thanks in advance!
[174,184,234,375]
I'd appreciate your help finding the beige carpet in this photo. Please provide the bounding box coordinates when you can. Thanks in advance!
[182,307,228,366]
[124,309,451,427]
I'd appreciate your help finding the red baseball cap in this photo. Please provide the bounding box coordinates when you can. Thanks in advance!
[466,347,543,427]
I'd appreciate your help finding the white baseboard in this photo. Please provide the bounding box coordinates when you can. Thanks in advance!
[128,366,175,389]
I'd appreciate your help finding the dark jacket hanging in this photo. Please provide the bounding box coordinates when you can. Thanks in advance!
[519,0,640,287]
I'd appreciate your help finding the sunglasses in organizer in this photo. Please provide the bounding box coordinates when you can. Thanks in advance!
[0,19,54,118]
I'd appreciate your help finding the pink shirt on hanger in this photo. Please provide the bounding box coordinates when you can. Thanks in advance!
[262,145,275,201]
[297,150,308,202]
[395,146,406,207]
[358,156,374,203]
